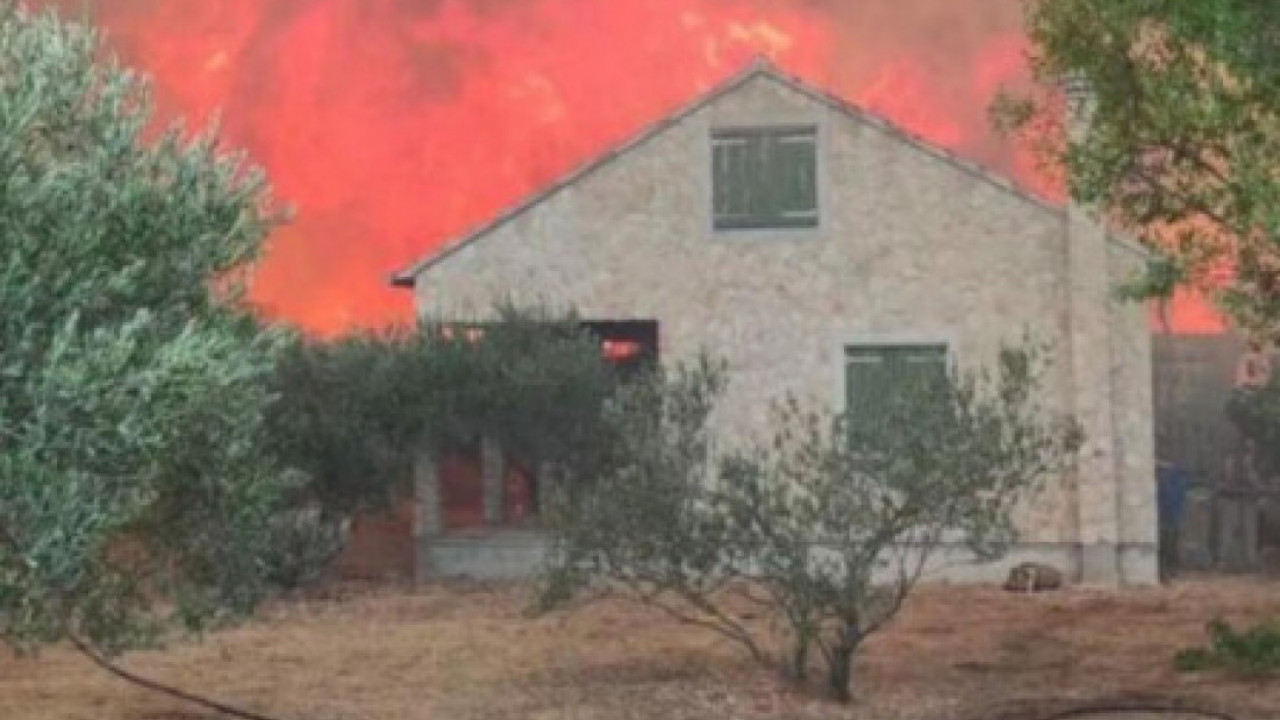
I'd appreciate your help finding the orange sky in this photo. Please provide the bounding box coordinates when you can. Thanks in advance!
[46,0,1227,336]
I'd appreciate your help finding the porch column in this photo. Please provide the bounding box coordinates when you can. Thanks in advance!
[537,462,557,518]
[482,437,505,526]
[412,448,442,583]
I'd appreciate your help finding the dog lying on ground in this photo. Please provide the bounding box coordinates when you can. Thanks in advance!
[1003,562,1064,592]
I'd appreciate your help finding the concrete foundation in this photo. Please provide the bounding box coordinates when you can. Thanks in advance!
[415,530,1158,585]
[424,531,551,580]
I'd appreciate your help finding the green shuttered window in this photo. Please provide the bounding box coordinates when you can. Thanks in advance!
[844,345,948,419]
[712,126,818,230]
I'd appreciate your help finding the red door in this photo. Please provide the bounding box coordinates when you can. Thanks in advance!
[438,441,485,531]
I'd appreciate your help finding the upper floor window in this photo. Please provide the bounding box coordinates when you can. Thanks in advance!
[712,125,818,231]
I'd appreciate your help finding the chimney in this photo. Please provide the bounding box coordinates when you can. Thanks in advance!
[1060,70,1094,137]
[1060,72,1126,585]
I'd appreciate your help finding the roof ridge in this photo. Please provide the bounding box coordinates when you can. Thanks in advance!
[391,60,773,286]
[749,62,1062,217]
[748,53,779,71]
[391,59,1066,287]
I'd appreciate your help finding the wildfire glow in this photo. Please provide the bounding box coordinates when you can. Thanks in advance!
[44,0,1225,335]
[602,340,643,362]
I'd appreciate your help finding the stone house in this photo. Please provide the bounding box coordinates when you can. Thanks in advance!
[383,58,1158,585]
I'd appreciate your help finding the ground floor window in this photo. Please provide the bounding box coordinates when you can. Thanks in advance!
[844,344,948,420]
[581,319,660,375]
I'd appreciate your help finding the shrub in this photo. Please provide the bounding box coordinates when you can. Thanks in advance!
[541,343,1080,701]
[265,303,623,524]
[1175,619,1280,675]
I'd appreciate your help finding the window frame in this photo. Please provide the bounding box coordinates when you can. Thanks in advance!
[710,124,820,232]
[840,342,953,419]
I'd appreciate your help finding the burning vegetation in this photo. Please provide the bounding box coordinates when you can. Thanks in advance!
[40,0,1225,335]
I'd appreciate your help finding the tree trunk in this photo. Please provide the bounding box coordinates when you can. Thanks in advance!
[790,635,810,681]
[71,636,287,720]
[826,623,861,702]
[826,644,854,703]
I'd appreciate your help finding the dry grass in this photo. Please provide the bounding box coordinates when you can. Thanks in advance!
[4,576,1280,720]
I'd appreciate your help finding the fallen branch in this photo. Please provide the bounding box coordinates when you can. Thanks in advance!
[70,635,294,720]
[969,695,1241,720]
[1037,702,1236,720]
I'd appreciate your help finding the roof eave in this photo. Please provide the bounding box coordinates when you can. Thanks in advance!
[387,58,780,286]
[390,56,1067,287]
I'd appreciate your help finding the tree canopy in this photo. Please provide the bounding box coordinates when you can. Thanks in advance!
[0,1,291,655]
[1003,0,1280,335]
[265,305,623,522]
[541,345,1080,701]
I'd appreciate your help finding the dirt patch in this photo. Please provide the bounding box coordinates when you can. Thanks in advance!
[3,577,1278,720]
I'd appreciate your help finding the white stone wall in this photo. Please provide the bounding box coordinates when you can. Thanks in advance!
[409,72,1157,580]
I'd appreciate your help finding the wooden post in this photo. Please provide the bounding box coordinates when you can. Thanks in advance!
[482,437,505,526]
[537,462,557,519]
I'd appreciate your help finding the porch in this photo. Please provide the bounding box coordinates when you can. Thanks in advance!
[412,436,554,581]
[409,318,659,581]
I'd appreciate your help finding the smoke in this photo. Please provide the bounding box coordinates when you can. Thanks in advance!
[41,0,1220,334]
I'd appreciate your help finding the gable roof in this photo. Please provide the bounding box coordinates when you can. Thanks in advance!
[391,57,1069,288]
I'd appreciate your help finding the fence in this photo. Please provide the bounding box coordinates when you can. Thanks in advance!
[1152,333,1279,573]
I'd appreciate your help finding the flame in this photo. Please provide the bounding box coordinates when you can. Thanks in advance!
[602,340,643,363]
[42,0,1224,335]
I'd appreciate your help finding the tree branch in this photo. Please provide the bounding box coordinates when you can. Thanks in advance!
[629,579,768,665]
[977,696,1240,720]
[69,634,293,720]
[1129,165,1237,235]
[728,581,779,610]
[859,541,929,641]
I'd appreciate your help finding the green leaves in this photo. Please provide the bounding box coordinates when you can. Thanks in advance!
[1008,0,1280,337]
[0,3,287,656]
[1176,618,1280,675]
[541,357,733,603]
[542,341,1079,699]
[265,305,625,519]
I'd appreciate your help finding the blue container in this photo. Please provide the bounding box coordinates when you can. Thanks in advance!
[1157,462,1191,529]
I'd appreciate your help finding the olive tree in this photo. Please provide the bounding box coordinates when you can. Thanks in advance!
[0,0,292,659]
[542,346,1080,702]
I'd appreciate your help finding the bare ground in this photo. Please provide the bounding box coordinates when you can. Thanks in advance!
[3,576,1279,720]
